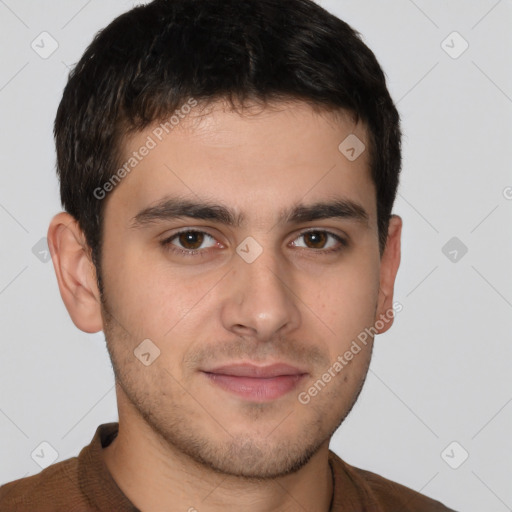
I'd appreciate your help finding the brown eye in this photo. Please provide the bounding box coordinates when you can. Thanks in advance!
[291,230,346,253]
[303,231,327,249]
[162,230,218,255]
[177,231,205,250]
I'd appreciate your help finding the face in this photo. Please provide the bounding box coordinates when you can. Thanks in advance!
[98,100,396,478]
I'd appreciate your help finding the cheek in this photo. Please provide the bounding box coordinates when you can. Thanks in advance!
[101,248,226,358]
[303,260,380,339]
[101,241,174,319]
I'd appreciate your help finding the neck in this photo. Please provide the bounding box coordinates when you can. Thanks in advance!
[103,394,333,511]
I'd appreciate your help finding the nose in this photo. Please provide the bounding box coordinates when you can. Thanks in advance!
[220,247,301,342]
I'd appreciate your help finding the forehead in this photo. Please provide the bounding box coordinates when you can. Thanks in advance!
[107,99,376,226]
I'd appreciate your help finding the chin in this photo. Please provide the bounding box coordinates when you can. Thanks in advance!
[180,434,324,480]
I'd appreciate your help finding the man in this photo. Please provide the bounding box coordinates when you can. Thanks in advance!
[0,0,456,510]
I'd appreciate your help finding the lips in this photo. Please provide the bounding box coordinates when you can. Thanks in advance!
[202,363,308,402]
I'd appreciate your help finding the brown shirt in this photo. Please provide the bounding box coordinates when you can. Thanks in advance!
[0,423,456,511]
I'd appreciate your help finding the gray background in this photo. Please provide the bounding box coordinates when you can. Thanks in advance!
[1,1,511,511]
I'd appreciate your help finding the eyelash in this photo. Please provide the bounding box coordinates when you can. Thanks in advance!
[160,229,348,258]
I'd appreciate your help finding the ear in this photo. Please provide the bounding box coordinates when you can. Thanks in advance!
[47,212,103,333]
[375,215,402,334]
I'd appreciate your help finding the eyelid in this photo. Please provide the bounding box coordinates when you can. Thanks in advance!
[161,228,220,248]
[290,228,348,249]
[294,226,348,240]
[160,227,348,258]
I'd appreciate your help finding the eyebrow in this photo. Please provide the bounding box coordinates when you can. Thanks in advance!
[131,196,369,229]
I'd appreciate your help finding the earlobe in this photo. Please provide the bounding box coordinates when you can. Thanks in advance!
[375,215,402,334]
[47,212,104,333]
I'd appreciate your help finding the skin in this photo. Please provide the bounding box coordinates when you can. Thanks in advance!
[48,99,401,511]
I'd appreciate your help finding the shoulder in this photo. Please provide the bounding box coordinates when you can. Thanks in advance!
[329,450,457,512]
[0,456,85,511]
